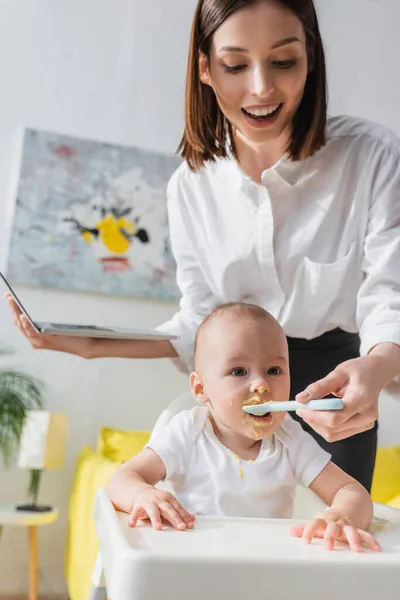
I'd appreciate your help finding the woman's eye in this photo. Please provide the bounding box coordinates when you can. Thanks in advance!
[272,58,297,69]
[223,64,246,74]
[231,367,248,377]
[267,366,281,376]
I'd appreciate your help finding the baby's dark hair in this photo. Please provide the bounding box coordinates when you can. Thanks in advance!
[193,302,276,360]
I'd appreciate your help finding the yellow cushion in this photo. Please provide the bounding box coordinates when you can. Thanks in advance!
[97,426,151,463]
[65,447,119,600]
[388,494,400,510]
[66,428,151,600]
[371,446,400,504]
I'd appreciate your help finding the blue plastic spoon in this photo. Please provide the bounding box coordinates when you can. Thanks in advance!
[242,397,344,416]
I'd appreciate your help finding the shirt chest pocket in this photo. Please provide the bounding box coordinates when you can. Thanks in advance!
[297,242,357,323]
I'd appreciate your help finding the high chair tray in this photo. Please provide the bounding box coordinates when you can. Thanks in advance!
[94,489,400,600]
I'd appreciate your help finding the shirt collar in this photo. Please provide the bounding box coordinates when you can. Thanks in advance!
[224,153,304,193]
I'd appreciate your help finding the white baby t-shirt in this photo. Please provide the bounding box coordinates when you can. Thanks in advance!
[146,406,331,519]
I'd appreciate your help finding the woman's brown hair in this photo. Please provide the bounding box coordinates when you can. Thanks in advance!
[178,0,327,171]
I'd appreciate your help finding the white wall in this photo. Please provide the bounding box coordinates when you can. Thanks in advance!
[0,0,399,595]
[0,0,197,595]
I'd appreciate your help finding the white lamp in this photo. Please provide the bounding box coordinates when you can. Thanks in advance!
[16,411,68,512]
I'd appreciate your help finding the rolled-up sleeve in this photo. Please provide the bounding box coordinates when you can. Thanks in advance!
[357,144,400,374]
[156,170,218,372]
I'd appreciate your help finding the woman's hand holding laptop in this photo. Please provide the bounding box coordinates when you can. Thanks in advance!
[5,292,95,357]
[4,291,177,360]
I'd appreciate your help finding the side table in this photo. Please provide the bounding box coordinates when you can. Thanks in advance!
[0,505,58,600]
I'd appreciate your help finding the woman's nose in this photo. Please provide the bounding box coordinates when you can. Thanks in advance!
[249,66,274,98]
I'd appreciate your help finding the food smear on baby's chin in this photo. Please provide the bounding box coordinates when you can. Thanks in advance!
[246,418,270,440]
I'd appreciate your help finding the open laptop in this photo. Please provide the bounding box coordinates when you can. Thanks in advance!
[0,271,177,341]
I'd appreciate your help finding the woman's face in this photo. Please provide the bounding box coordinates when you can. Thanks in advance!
[200,0,309,146]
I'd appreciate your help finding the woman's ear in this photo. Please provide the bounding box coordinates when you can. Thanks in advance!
[190,371,208,404]
[199,52,212,86]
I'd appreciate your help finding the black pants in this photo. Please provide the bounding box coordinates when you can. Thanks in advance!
[287,328,377,492]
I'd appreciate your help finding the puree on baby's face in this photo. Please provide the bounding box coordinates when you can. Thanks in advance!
[243,396,274,406]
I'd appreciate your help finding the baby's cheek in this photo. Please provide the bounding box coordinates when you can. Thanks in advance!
[218,395,240,420]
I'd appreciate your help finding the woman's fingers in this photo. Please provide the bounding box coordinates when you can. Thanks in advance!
[5,293,23,325]
[320,420,376,443]
[5,294,92,356]
[299,410,376,442]
[5,294,42,343]
[296,371,347,403]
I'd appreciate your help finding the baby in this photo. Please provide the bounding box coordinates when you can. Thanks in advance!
[107,302,380,552]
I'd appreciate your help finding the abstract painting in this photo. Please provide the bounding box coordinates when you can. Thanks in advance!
[6,129,181,301]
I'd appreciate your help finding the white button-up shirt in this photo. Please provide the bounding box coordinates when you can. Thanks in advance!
[158,115,400,371]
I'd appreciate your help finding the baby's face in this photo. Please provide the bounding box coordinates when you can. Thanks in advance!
[192,314,290,440]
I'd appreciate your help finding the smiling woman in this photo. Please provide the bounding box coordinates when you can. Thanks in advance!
[7,0,400,495]
[180,0,327,174]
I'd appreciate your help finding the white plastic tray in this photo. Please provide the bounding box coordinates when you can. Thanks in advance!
[94,489,400,600]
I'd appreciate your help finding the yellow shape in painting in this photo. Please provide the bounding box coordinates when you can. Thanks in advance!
[96,215,136,254]
[82,231,93,244]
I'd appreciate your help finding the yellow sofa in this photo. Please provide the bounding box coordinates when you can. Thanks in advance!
[65,427,400,600]
[65,427,151,600]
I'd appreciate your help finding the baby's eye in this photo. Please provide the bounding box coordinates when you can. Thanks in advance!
[231,367,248,377]
[267,366,281,376]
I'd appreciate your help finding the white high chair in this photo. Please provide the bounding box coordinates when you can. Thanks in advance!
[88,391,195,600]
[89,391,400,600]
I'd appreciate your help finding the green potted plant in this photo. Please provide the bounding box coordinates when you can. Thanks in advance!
[0,349,45,506]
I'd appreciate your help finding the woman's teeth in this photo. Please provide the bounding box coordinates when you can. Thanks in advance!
[242,104,282,119]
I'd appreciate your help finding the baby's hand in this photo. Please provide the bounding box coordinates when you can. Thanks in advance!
[128,487,196,531]
[290,508,381,552]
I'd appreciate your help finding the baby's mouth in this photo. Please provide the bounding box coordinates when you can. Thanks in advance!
[243,396,273,421]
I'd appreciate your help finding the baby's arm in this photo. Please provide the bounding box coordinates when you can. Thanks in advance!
[107,448,195,530]
[291,461,381,552]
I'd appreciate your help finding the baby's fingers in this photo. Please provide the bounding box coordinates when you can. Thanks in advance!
[175,503,196,528]
[343,526,363,553]
[302,518,325,544]
[145,503,163,530]
[129,503,162,530]
[128,505,148,528]
[128,506,142,528]
[289,524,306,538]
[323,522,341,551]
[359,529,382,552]
[159,502,189,530]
